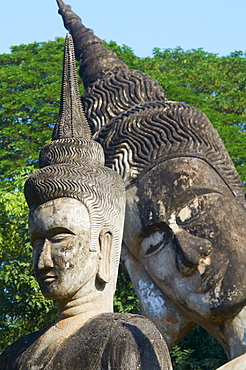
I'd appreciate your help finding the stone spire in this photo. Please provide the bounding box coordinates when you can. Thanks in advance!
[38,34,105,170]
[52,33,91,140]
[56,0,127,88]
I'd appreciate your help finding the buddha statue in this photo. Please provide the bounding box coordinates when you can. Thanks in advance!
[0,35,172,370]
[55,1,246,366]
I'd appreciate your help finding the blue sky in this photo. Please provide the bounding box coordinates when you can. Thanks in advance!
[1,0,246,57]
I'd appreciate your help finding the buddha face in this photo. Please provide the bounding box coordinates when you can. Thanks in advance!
[124,157,246,324]
[29,197,96,300]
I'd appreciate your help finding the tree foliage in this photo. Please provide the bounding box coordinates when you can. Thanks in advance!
[0,38,245,369]
[0,39,64,184]
[171,326,227,370]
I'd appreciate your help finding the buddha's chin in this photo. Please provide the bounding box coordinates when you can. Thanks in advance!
[189,291,246,325]
[40,289,62,301]
[39,283,73,301]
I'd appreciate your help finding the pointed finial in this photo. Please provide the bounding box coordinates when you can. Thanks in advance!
[52,34,91,140]
[39,35,105,169]
[56,0,127,88]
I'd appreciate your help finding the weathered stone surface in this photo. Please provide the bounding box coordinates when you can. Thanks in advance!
[216,353,246,370]
[1,313,172,370]
[0,34,173,369]
[125,158,246,321]
[55,1,246,363]
[121,244,196,348]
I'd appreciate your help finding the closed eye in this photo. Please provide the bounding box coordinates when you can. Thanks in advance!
[145,239,165,256]
[32,237,45,248]
[50,234,73,243]
[141,231,171,258]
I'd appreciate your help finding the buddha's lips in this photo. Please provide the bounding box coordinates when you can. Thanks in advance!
[40,274,57,284]
[195,259,229,294]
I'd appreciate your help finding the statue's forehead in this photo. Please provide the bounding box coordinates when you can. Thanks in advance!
[124,158,229,234]
[137,157,229,199]
[29,198,90,236]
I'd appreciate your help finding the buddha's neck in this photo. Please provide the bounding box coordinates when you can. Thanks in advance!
[218,306,246,360]
[199,306,246,360]
[27,286,114,365]
[57,286,113,321]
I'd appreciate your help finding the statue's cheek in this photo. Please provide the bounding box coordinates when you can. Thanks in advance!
[142,245,176,284]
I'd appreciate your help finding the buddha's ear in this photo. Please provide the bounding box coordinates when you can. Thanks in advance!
[97,230,113,284]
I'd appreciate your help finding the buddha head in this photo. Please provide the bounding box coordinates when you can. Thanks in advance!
[95,101,246,325]
[24,35,125,305]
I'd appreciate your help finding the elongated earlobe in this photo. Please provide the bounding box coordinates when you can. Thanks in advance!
[97,231,112,284]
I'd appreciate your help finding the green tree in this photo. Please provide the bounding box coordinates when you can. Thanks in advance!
[0,38,64,184]
[0,39,245,370]
[171,326,227,370]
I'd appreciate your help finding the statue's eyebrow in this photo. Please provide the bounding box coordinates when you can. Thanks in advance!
[30,232,44,246]
[46,227,75,238]
[171,188,223,211]
[30,227,75,245]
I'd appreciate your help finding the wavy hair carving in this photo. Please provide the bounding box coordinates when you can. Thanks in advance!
[82,69,167,134]
[25,163,125,260]
[39,138,105,168]
[95,101,245,206]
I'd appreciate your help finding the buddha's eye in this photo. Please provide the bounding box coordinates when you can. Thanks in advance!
[141,231,170,258]
[50,234,73,243]
[176,195,217,240]
[32,237,45,249]
[177,202,200,225]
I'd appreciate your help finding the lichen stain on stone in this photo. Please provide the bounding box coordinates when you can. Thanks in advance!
[178,205,192,222]
[157,200,166,219]
[173,175,193,191]
[138,278,167,317]
[168,213,182,233]
[227,288,240,301]
[202,282,223,308]
[148,210,154,221]
[146,186,152,198]
[197,256,211,275]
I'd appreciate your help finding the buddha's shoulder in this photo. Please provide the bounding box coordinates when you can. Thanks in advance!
[63,312,171,369]
[0,328,46,369]
[86,312,164,339]
[66,312,167,347]
[77,313,171,369]
[0,314,172,370]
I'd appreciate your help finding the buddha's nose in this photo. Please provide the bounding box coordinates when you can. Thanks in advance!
[38,239,54,270]
[175,230,212,276]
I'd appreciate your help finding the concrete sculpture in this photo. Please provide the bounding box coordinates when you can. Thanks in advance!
[0,35,172,370]
[217,353,246,370]
[56,0,246,366]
